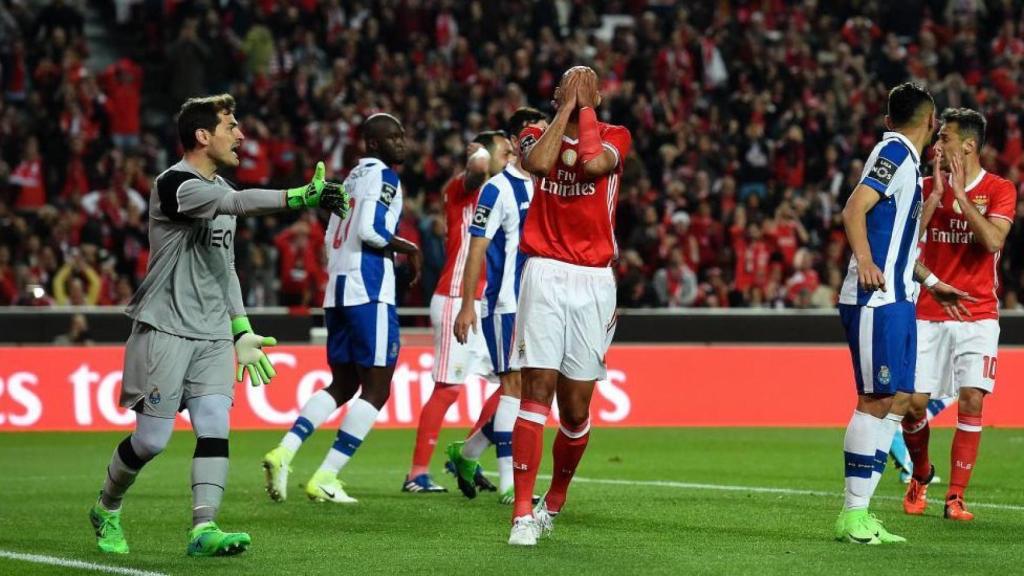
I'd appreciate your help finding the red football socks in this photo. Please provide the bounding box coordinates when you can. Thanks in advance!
[408,383,461,478]
[468,387,502,439]
[948,410,983,499]
[544,419,591,514]
[902,416,931,482]
[512,399,549,519]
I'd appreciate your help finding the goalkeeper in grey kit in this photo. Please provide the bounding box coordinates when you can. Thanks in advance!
[88,94,349,557]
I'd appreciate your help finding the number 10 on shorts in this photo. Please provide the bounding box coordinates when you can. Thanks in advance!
[982,356,998,380]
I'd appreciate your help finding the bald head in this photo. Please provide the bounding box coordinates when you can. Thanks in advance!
[362,113,406,165]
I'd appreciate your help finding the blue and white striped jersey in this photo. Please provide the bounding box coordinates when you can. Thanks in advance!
[324,157,403,307]
[839,132,923,307]
[469,165,534,316]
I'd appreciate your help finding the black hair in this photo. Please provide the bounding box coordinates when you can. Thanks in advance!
[941,107,987,149]
[472,130,508,154]
[887,82,934,128]
[507,107,547,136]
[177,94,235,151]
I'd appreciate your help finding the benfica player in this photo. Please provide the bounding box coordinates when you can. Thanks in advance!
[402,131,510,493]
[902,108,1016,521]
[506,66,631,546]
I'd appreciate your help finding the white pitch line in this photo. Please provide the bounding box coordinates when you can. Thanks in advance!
[0,550,168,576]
[532,474,1024,512]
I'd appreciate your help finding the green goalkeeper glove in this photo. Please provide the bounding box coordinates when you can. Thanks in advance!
[286,161,327,209]
[231,316,277,387]
[286,161,351,219]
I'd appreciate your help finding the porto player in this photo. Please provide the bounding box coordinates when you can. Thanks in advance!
[506,67,631,546]
[401,131,510,493]
[902,108,1016,521]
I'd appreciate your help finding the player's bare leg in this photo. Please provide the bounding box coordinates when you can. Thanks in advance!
[307,364,394,504]
[264,364,359,501]
[946,387,985,521]
[902,392,935,514]
[509,367,557,545]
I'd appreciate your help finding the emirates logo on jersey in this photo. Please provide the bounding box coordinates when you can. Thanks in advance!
[562,149,578,167]
[952,196,988,216]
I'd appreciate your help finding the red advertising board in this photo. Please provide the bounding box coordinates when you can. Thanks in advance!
[1,345,1021,431]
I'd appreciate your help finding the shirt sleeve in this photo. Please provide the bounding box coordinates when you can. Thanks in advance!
[988,179,1018,223]
[157,170,284,220]
[356,168,398,248]
[518,126,544,161]
[600,125,633,172]
[469,182,504,240]
[860,141,910,198]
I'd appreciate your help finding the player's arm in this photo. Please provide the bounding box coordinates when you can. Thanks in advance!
[920,150,943,237]
[841,184,886,291]
[578,110,631,179]
[227,251,277,387]
[356,170,421,284]
[453,237,488,345]
[454,182,503,344]
[948,154,1012,253]
[521,73,580,176]
[913,260,978,321]
[463,143,490,193]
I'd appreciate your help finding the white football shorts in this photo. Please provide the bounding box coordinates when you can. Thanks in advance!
[916,319,999,397]
[510,257,617,381]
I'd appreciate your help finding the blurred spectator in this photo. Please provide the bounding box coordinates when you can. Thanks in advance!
[52,248,101,305]
[53,313,93,345]
[0,0,1022,311]
[653,247,698,308]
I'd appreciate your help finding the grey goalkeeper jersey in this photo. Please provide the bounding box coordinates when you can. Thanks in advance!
[126,159,285,340]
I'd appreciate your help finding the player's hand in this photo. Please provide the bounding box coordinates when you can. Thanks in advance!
[453,305,478,345]
[949,151,967,200]
[556,71,581,111]
[928,281,978,322]
[857,257,886,292]
[231,316,277,387]
[931,145,944,193]
[576,67,599,108]
[407,246,423,287]
[286,161,327,209]
[319,181,351,219]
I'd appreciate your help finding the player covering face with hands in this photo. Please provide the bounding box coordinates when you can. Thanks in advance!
[89,94,348,558]
[506,66,632,546]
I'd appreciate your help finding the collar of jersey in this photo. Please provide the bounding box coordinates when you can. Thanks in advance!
[358,157,386,167]
[180,158,218,182]
[882,131,920,165]
[503,163,530,181]
[965,168,987,192]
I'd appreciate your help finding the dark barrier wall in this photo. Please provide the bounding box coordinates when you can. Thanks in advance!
[3,308,1024,345]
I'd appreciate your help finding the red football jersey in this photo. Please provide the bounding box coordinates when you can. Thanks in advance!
[918,171,1017,321]
[435,173,487,299]
[518,122,632,267]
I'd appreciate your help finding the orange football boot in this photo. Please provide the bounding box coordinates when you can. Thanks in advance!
[944,495,975,521]
[902,465,933,515]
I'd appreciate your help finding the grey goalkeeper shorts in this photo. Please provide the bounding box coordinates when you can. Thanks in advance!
[120,321,235,419]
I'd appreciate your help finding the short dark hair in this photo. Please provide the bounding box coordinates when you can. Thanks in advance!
[941,107,987,149]
[886,82,934,128]
[507,107,546,136]
[177,94,235,150]
[472,130,508,154]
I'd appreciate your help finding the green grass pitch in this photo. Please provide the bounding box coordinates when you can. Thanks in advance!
[1,428,1022,575]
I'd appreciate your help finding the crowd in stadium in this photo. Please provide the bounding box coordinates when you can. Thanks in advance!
[1,0,1022,310]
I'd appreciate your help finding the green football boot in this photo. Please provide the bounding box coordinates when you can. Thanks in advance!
[186,522,251,557]
[867,513,907,544]
[445,441,479,499]
[835,509,881,545]
[89,500,129,554]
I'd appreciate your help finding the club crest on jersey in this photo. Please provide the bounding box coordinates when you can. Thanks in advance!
[379,182,397,207]
[952,196,988,215]
[877,365,891,386]
[518,340,526,359]
[389,340,400,360]
[561,149,578,167]
[868,157,897,186]
[148,388,161,405]
[471,204,491,230]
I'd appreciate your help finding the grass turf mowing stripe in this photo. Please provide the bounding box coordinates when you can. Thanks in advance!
[0,550,169,576]
[532,474,1024,512]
